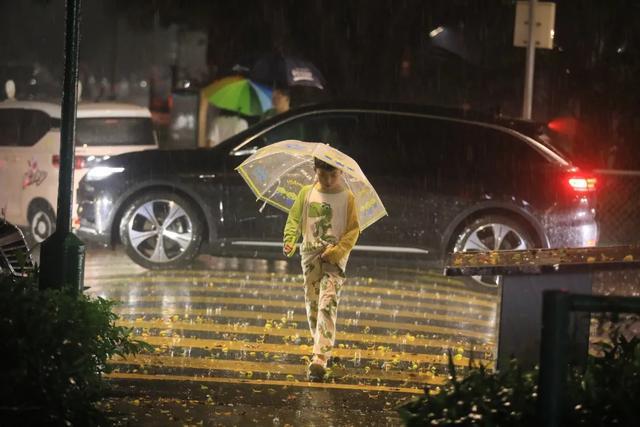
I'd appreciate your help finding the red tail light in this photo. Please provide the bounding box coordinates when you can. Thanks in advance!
[567,175,597,192]
[52,155,87,169]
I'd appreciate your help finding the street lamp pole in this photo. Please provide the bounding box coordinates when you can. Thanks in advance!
[39,0,86,293]
[522,0,537,120]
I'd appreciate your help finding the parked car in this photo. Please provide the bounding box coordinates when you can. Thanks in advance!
[0,100,158,242]
[76,102,599,272]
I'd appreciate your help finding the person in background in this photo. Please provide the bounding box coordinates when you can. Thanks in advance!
[208,109,249,147]
[262,86,290,120]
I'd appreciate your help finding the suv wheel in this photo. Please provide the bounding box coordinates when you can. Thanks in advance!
[120,191,203,269]
[29,204,56,244]
[453,215,534,287]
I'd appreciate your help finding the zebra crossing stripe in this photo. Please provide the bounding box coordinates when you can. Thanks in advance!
[130,335,493,367]
[88,276,498,305]
[115,319,495,351]
[108,296,496,326]
[105,372,427,394]
[110,355,450,385]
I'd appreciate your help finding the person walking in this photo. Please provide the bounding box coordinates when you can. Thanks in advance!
[282,158,360,381]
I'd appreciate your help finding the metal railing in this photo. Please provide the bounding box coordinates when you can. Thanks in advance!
[596,169,640,245]
[538,290,640,427]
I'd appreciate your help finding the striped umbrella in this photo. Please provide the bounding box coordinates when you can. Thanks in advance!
[202,76,272,116]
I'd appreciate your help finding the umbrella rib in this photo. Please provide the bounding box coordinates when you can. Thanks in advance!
[256,156,312,199]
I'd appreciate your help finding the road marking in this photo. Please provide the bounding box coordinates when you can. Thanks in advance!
[123,334,493,367]
[115,268,467,286]
[86,272,481,299]
[110,355,448,384]
[101,292,495,326]
[110,296,494,340]
[114,318,495,351]
[102,292,498,329]
[90,273,491,301]
[87,276,499,307]
[86,269,470,292]
[105,372,427,394]
[115,303,496,327]
[93,287,495,317]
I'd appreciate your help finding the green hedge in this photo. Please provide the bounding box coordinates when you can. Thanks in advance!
[0,273,151,425]
[398,330,640,426]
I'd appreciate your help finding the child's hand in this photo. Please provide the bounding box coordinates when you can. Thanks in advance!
[283,243,293,256]
[321,244,335,262]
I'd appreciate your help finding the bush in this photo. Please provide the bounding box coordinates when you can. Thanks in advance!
[0,273,151,425]
[398,331,640,426]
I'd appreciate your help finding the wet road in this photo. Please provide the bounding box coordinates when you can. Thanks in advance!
[84,248,499,396]
[82,248,500,425]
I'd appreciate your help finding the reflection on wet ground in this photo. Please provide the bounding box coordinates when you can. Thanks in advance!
[85,249,500,396]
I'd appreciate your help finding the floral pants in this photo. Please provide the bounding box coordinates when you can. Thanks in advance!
[301,250,346,358]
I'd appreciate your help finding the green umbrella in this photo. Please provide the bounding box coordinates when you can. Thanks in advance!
[202,76,273,116]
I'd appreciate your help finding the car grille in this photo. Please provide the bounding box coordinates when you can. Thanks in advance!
[0,221,34,277]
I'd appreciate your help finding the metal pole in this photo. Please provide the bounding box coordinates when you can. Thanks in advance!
[39,0,86,292]
[522,0,536,119]
[538,290,570,427]
[57,0,81,233]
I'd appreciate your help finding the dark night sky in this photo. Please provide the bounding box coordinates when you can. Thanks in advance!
[2,0,640,127]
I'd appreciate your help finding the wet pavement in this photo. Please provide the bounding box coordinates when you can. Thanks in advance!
[83,248,500,425]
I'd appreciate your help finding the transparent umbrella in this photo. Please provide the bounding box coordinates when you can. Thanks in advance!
[235,140,387,230]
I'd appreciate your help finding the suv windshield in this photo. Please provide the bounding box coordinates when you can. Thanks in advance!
[76,117,155,146]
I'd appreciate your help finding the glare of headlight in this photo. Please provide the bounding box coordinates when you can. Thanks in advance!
[86,166,125,181]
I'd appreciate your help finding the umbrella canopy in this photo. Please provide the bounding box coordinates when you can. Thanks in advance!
[235,140,386,231]
[232,53,326,90]
[202,76,272,116]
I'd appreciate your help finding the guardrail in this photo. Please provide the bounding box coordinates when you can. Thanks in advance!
[538,290,640,427]
[445,245,640,368]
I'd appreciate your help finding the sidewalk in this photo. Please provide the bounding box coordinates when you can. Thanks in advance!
[99,378,411,426]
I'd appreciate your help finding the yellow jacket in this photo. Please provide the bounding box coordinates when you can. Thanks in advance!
[283,184,359,265]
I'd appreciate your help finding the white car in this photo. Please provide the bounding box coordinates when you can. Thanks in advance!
[0,100,157,242]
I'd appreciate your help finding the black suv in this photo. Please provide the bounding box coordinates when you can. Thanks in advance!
[76,102,598,270]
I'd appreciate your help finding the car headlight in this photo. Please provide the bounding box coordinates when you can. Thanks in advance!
[85,166,125,181]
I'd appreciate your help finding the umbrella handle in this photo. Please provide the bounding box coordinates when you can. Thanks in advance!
[259,198,268,213]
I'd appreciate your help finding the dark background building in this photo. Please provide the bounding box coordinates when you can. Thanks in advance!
[2,0,640,167]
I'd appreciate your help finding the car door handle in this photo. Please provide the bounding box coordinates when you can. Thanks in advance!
[198,174,217,182]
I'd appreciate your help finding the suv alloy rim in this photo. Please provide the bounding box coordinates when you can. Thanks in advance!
[127,199,193,263]
[459,223,529,287]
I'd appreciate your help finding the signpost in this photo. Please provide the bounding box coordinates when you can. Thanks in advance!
[514,1,556,120]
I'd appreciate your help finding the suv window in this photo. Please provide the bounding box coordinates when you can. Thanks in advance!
[348,113,459,177]
[0,109,21,146]
[21,110,52,146]
[350,113,547,185]
[0,109,51,147]
[76,117,154,146]
[259,113,361,150]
